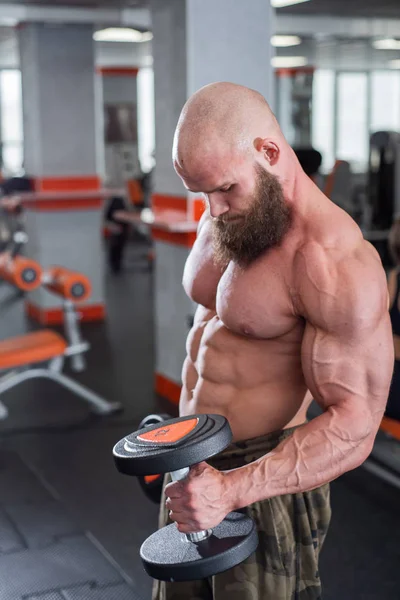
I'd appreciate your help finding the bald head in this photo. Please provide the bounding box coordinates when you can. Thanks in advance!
[173,82,282,176]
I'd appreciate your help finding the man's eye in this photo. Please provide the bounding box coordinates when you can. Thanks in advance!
[221,185,233,193]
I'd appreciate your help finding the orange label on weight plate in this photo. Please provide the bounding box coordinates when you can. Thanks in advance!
[138,418,198,444]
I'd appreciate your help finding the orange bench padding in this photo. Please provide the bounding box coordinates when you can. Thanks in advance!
[0,256,42,292]
[45,266,91,302]
[0,331,67,370]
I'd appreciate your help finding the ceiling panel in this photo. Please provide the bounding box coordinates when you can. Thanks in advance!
[0,0,399,19]
[0,0,147,6]
[277,0,400,19]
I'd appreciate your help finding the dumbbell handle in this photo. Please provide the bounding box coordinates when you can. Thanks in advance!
[170,467,213,543]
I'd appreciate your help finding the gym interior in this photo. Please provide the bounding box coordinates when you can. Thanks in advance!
[1,0,400,598]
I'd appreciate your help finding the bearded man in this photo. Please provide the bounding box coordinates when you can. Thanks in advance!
[152,82,393,600]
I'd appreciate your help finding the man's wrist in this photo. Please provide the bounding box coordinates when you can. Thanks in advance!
[224,464,263,511]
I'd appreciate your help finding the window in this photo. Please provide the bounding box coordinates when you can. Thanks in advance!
[137,67,155,173]
[312,70,335,173]
[336,72,368,172]
[370,71,400,134]
[0,69,23,175]
[312,69,400,174]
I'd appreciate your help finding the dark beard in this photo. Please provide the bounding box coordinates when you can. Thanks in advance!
[211,164,292,267]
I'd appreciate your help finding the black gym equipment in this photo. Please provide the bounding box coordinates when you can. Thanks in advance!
[113,414,259,582]
[0,176,33,257]
[293,147,322,179]
[368,131,400,232]
[137,413,171,504]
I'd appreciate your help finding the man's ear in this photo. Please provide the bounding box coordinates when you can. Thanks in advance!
[254,138,280,166]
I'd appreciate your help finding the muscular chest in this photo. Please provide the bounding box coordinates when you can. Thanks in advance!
[217,259,296,338]
[191,254,297,340]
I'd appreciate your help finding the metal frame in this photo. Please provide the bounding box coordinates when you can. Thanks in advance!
[0,300,122,420]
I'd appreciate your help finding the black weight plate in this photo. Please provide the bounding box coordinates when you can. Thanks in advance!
[140,512,259,582]
[113,414,232,476]
[137,414,170,504]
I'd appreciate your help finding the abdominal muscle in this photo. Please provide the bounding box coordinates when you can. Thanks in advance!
[180,307,311,443]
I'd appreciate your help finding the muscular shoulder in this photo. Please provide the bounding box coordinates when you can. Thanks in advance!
[182,211,223,305]
[292,221,388,335]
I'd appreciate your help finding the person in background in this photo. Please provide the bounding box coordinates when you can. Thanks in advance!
[387,218,400,420]
[104,195,130,274]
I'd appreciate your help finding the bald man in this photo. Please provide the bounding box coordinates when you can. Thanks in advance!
[152,83,394,600]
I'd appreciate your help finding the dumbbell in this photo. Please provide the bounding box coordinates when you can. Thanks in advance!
[113,414,259,582]
[137,413,172,504]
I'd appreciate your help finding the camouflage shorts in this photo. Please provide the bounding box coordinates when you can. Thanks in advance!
[152,425,331,600]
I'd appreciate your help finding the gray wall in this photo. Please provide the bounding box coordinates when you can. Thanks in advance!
[186,0,275,103]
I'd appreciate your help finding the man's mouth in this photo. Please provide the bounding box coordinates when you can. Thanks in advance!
[219,215,244,224]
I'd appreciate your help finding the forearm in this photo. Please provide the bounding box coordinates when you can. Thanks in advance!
[226,404,376,509]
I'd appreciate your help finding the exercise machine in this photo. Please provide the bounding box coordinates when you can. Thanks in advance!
[0,257,121,420]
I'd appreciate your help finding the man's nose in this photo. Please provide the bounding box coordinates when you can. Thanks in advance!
[207,193,230,218]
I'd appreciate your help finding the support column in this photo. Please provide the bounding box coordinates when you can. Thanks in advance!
[18,23,105,324]
[150,0,275,403]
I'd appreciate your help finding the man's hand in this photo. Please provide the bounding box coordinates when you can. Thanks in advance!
[164,462,234,534]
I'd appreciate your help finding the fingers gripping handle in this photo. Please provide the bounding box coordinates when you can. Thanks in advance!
[170,467,213,543]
